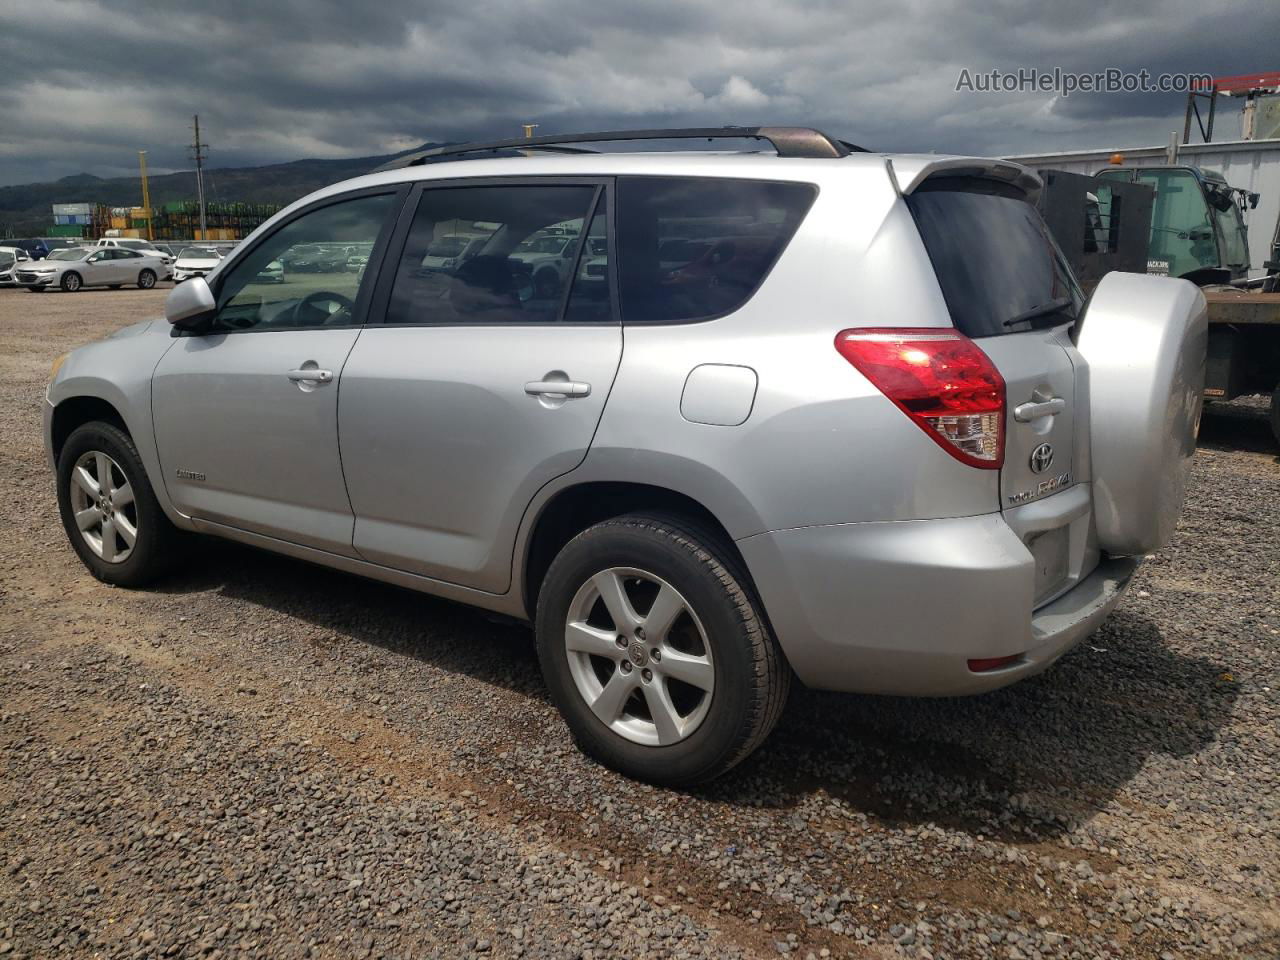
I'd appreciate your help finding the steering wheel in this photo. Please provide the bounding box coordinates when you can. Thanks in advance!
[293,290,355,326]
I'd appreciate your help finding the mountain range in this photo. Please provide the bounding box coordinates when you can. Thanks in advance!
[0,147,437,236]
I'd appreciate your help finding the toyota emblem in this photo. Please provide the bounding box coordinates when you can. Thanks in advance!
[1029,443,1054,474]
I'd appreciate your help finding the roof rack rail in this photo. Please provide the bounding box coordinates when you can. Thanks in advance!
[375,126,866,171]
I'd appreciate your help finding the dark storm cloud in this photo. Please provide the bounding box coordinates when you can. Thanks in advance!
[0,0,1276,186]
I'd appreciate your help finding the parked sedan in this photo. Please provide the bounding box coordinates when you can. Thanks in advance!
[17,246,165,292]
[256,259,285,283]
[0,245,31,286]
[172,246,224,283]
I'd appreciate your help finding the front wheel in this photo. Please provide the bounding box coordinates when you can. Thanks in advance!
[60,272,82,292]
[535,514,789,786]
[56,421,181,586]
[137,269,156,290]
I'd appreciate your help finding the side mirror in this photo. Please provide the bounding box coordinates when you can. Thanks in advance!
[165,276,216,331]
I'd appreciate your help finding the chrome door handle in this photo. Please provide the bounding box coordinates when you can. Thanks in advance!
[525,379,591,398]
[1013,397,1065,422]
[287,368,333,383]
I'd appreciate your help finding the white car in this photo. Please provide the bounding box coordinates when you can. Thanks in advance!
[256,259,285,283]
[419,234,487,274]
[0,245,31,286]
[95,238,174,278]
[172,246,224,282]
[508,234,577,298]
[17,246,165,292]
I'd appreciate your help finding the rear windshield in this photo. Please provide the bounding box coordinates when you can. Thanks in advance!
[617,177,816,324]
[907,178,1081,338]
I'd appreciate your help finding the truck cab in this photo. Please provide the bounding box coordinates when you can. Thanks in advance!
[1097,164,1251,284]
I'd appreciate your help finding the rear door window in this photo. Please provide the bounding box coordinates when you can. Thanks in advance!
[906,178,1081,338]
[384,184,602,325]
[616,177,816,324]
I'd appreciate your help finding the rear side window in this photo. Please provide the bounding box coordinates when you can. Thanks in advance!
[385,184,602,326]
[616,177,815,324]
[907,178,1081,338]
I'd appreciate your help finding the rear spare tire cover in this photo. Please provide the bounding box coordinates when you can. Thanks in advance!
[1076,272,1206,556]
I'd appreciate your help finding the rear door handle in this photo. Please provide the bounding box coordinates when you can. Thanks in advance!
[287,368,333,383]
[525,379,591,398]
[1013,397,1065,422]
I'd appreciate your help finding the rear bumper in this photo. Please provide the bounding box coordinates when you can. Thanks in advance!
[737,511,1137,696]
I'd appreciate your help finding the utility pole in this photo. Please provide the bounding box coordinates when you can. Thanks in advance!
[190,115,208,239]
[138,151,153,242]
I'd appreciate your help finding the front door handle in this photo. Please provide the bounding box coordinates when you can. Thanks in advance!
[525,379,591,398]
[287,368,333,383]
[1013,397,1065,422]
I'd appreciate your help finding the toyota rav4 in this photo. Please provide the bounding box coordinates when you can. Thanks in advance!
[44,127,1206,785]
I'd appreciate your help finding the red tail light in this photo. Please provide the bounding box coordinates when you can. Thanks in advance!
[834,328,1005,469]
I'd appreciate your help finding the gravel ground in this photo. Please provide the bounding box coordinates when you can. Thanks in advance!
[0,285,1277,959]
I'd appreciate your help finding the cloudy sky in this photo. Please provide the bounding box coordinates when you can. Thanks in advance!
[0,0,1276,187]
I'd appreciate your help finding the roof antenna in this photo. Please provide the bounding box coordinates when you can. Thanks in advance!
[522,123,539,139]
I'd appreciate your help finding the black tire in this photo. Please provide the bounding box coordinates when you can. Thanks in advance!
[60,271,82,292]
[56,421,181,587]
[1270,384,1280,448]
[137,269,156,290]
[535,514,789,786]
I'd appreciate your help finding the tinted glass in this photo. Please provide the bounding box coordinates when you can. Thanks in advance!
[0,252,13,268]
[563,195,612,323]
[616,177,815,324]
[386,185,597,325]
[212,192,394,332]
[906,179,1081,338]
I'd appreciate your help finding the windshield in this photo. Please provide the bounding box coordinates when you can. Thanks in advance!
[906,178,1082,338]
[1211,200,1250,270]
[516,236,567,254]
[1102,169,1219,279]
[179,247,220,259]
[49,248,89,261]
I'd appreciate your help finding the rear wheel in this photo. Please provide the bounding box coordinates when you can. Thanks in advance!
[137,269,156,290]
[61,272,82,292]
[535,514,789,786]
[56,421,180,587]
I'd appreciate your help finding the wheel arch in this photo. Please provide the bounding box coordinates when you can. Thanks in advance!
[50,395,129,463]
[520,480,754,621]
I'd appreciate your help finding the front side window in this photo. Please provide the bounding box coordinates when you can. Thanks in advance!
[212,192,395,332]
[616,177,816,324]
[385,184,600,325]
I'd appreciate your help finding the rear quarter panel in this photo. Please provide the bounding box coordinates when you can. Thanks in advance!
[577,161,1000,541]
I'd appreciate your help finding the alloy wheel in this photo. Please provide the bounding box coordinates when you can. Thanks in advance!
[68,450,137,563]
[564,567,715,746]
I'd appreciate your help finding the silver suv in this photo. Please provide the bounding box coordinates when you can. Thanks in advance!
[44,127,1207,785]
